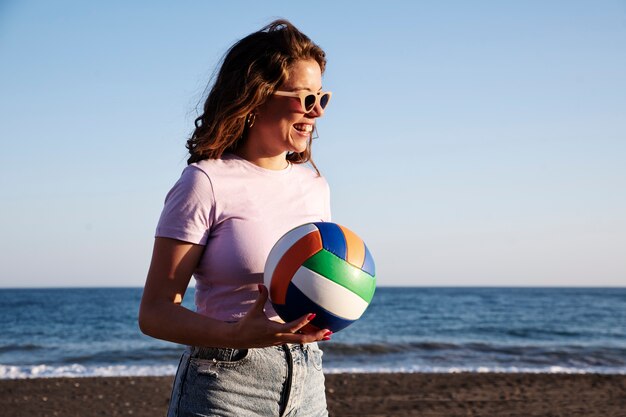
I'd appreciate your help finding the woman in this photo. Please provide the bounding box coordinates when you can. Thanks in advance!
[139,20,333,417]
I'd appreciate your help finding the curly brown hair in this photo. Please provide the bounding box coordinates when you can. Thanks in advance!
[186,19,327,171]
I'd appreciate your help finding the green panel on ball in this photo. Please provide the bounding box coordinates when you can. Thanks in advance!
[302,249,376,303]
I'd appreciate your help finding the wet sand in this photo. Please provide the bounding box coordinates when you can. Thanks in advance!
[1,373,625,416]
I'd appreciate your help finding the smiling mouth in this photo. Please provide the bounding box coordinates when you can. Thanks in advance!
[293,123,313,133]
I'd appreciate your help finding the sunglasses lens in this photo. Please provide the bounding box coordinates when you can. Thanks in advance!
[320,93,330,109]
[304,94,316,112]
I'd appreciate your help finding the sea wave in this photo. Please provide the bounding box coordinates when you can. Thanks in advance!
[324,342,459,355]
[0,343,44,354]
[0,364,179,379]
[1,363,624,379]
[320,341,626,373]
[324,342,626,363]
[323,365,626,375]
[58,346,183,365]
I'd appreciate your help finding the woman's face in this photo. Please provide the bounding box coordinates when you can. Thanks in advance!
[251,59,325,156]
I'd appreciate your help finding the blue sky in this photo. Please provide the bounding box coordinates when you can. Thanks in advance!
[1,1,625,287]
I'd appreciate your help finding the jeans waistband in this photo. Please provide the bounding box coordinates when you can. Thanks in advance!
[186,343,315,360]
[282,343,311,352]
[187,346,247,361]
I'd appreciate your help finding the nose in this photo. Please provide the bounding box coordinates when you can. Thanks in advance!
[306,101,325,118]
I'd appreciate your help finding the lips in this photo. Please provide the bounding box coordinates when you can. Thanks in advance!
[293,123,313,133]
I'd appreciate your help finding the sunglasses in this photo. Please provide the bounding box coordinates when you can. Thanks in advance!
[273,90,332,113]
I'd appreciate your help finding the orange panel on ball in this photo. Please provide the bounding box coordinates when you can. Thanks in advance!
[270,231,323,304]
[338,225,366,268]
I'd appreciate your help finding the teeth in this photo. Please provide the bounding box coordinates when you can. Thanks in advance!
[294,124,313,133]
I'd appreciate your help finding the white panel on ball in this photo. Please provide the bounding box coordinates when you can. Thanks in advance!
[291,266,369,320]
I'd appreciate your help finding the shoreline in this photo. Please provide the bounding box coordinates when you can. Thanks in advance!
[1,373,624,416]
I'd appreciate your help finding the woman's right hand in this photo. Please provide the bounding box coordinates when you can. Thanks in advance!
[229,284,332,348]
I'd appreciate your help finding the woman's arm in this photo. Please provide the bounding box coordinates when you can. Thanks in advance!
[138,237,330,348]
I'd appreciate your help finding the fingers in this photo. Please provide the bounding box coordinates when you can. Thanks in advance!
[248,284,268,315]
[278,328,333,344]
[257,283,268,300]
[285,313,317,334]
[280,313,332,342]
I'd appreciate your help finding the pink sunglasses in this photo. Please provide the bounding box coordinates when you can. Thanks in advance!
[273,90,332,113]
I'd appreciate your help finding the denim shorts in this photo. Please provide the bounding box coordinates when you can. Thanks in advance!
[167,342,328,417]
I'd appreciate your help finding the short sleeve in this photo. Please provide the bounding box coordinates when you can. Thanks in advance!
[155,166,215,245]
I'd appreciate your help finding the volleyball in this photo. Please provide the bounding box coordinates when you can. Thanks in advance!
[264,222,376,333]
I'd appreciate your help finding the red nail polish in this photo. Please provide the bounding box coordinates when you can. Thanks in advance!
[307,313,316,321]
[322,336,331,341]
[323,331,333,338]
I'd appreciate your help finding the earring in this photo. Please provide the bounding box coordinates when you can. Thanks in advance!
[246,113,256,128]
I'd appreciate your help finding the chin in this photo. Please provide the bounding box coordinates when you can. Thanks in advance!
[288,136,309,154]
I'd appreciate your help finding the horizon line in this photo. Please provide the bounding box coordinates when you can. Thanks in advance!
[1,285,624,290]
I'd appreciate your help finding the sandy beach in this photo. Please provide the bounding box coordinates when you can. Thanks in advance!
[1,373,624,417]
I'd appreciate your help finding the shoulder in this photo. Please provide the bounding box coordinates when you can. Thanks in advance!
[191,154,251,179]
[189,158,225,177]
[174,163,213,193]
[290,162,327,180]
[165,160,229,204]
[290,163,330,189]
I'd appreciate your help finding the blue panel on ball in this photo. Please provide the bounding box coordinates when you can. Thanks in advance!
[273,282,356,333]
[361,243,376,277]
[313,222,347,261]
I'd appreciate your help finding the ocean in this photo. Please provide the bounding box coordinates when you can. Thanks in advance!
[1,287,625,379]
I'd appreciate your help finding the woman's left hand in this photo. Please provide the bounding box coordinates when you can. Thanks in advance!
[227,284,332,348]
